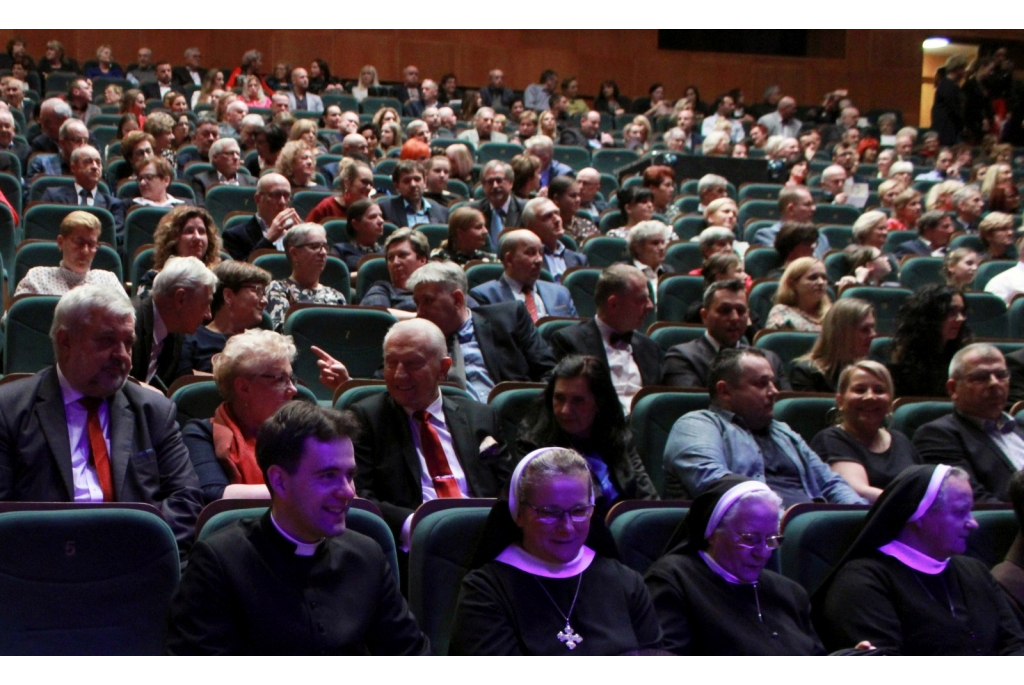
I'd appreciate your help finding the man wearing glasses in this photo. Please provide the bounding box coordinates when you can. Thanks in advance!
[663,348,865,505]
[191,137,256,207]
[222,173,301,261]
[916,344,1023,503]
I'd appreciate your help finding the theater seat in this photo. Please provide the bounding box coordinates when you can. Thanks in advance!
[630,389,711,496]
[608,503,688,575]
[778,507,868,594]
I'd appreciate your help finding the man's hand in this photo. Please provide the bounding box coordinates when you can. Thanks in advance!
[266,207,301,242]
[311,345,350,391]
[599,132,614,146]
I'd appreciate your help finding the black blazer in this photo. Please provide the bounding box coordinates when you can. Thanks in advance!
[39,185,127,240]
[222,216,277,262]
[892,237,933,260]
[190,170,257,207]
[131,296,185,393]
[350,392,512,538]
[471,301,557,384]
[377,196,449,228]
[171,66,203,90]
[140,82,171,101]
[914,410,1024,503]
[551,318,663,388]
[662,336,790,390]
[0,367,203,557]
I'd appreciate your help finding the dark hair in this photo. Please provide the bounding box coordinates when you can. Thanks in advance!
[357,122,379,139]
[707,347,767,399]
[597,79,620,101]
[345,198,375,237]
[539,69,557,84]
[116,113,138,140]
[648,82,664,95]
[211,261,271,315]
[774,222,819,261]
[917,209,948,236]
[256,402,360,489]
[312,58,331,82]
[260,123,287,154]
[702,253,743,287]
[547,175,575,200]
[702,278,746,309]
[392,159,425,184]
[616,185,654,209]
[518,355,629,470]
[891,284,971,372]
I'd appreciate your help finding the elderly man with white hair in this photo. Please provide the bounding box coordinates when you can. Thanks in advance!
[819,164,850,205]
[32,97,73,153]
[457,107,508,145]
[220,100,249,139]
[576,166,608,220]
[0,107,29,173]
[522,196,587,282]
[524,134,572,189]
[27,117,90,178]
[0,284,203,559]
[191,137,256,206]
[405,78,439,118]
[132,255,218,390]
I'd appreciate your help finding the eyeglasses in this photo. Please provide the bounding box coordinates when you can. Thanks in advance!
[524,503,594,524]
[253,373,298,389]
[137,173,165,182]
[959,368,1011,384]
[239,284,267,298]
[297,242,329,252]
[730,532,785,549]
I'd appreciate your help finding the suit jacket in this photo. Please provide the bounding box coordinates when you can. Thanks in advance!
[141,82,173,102]
[0,367,203,557]
[286,92,324,112]
[1,139,31,169]
[394,85,421,107]
[171,66,203,90]
[662,335,790,390]
[39,184,127,240]
[404,99,439,118]
[175,148,208,178]
[377,195,449,228]
[350,393,512,538]
[551,318,663,387]
[893,237,934,260]
[456,129,509,145]
[469,277,578,318]
[190,170,258,207]
[131,296,185,393]
[222,215,278,261]
[471,196,527,248]
[545,246,588,276]
[27,153,68,178]
[914,410,1023,503]
[470,301,557,384]
[559,128,593,149]
[479,86,515,108]
[30,133,59,154]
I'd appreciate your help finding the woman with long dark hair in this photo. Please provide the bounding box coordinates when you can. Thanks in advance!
[516,355,658,519]
[887,284,970,397]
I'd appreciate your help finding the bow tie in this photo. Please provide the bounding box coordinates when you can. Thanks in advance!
[609,331,632,347]
[985,417,1016,435]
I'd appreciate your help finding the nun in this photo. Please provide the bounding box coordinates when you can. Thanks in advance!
[448,447,663,655]
[645,475,826,655]
[815,464,1024,655]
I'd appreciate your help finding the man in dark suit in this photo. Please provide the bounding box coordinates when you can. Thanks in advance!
[558,110,614,150]
[893,210,955,260]
[915,343,1024,503]
[393,65,422,109]
[662,279,789,390]
[403,79,439,118]
[406,261,557,403]
[221,173,302,261]
[522,196,587,283]
[39,145,126,241]
[0,108,31,171]
[550,264,661,416]
[350,318,512,547]
[131,256,218,392]
[27,117,90,180]
[472,160,527,250]
[0,285,203,558]
[952,185,984,234]
[30,98,72,154]
[171,47,204,90]
[378,160,449,228]
[191,138,256,207]
[479,69,515,109]
[469,229,578,320]
[176,115,220,177]
[141,61,175,102]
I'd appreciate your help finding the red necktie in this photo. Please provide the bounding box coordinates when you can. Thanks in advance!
[413,410,462,498]
[523,285,539,323]
[79,397,114,502]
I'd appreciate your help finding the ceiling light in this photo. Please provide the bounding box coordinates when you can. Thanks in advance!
[923,37,950,50]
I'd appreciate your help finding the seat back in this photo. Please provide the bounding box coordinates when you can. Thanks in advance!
[671,215,706,242]
[897,256,946,291]
[882,230,917,255]
[838,286,911,336]
[414,224,450,250]
[562,268,603,318]
[354,256,389,303]
[737,200,779,228]
[204,185,257,227]
[407,506,492,656]
[23,205,117,245]
[974,260,1015,290]
[591,149,639,175]
[748,279,779,330]
[744,247,782,280]
[283,307,398,399]
[475,142,524,165]
[4,295,60,374]
[292,190,332,221]
[123,207,172,266]
[772,394,837,444]
[656,274,705,322]
[969,509,1019,568]
[1010,297,1024,338]
[0,507,179,655]
[889,400,953,440]
[197,506,399,586]
[753,331,819,375]
[465,262,505,291]
[630,390,711,496]
[779,509,867,594]
[663,241,703,273]
[819,225,854,251]
[963,291,1008,338]
[608,505,689,575]
[487,383,545,449]
[737,183,784,202]
[813,204,861,225]
[0,203,16,282]
[552,145,590,172]
[647,324,705,354]
[581,235,628,267]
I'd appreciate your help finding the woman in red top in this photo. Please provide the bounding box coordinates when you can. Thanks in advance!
[305,160,374,224]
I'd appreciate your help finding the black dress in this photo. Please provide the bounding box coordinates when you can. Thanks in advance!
[449,555,662,655]
[810,426,921,490]
[820,552,1024,655]
[645,553,825,655]
[178,326,228,377]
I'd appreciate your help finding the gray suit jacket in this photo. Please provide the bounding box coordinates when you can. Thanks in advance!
[190,170,257,207]
[286,92,324,112]
[662,335,791,390]
[0,367,203,557]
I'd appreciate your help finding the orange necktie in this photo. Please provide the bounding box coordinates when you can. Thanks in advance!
[79,397,114,502]
[413,410,462,498]
[523,285,539,323]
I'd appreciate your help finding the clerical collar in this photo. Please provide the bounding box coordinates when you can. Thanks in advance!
[699,550,751,585]
[270,512,323,556]
[496,543,595,578]
[878,539,949,574]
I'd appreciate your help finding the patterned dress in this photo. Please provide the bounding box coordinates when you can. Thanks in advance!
[265,278,347,331]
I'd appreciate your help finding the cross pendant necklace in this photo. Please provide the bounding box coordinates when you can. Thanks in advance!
[535,573,585,650]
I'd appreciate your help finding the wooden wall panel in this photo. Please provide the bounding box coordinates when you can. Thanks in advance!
[4,29,1022,126]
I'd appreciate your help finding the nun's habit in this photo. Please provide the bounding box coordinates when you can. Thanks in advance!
[447,448,663,655]
[644,475,825,655]
[814,464,1024,655]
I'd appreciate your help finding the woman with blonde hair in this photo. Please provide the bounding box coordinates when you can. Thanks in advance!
[372,106,400,131]
[288,118,327,156]
[982,163,1014,202]
[276,140,325,191]
[978,212,1017,262]
[943,247,981,289]
[886,188,922,233]
[379,121,403,156]
[192,68,225,109]
[240,75,272,109]
[765,257,831,332]
[789,298,876,392]
[350,65,380,103]
[703,197,738,233]
[702,130,731,157]
[538,110,558,139]
[924,179,963,212]
[446,143,475,183]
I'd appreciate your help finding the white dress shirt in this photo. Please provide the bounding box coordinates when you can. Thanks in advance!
[501,274,547,318]
[595,316,643,416]
[146,302,169,383]
[56,366,108,502]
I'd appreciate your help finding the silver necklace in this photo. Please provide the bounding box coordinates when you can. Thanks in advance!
[534,573,585,650]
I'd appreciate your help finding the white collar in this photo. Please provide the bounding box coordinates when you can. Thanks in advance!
[878,539,949,574]
[270,512,322,556]
[403,392,443,422]
[699,550,750,585]
[496,543,595,578]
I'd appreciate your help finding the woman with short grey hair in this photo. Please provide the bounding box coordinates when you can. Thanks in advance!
[265,223,346,331]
